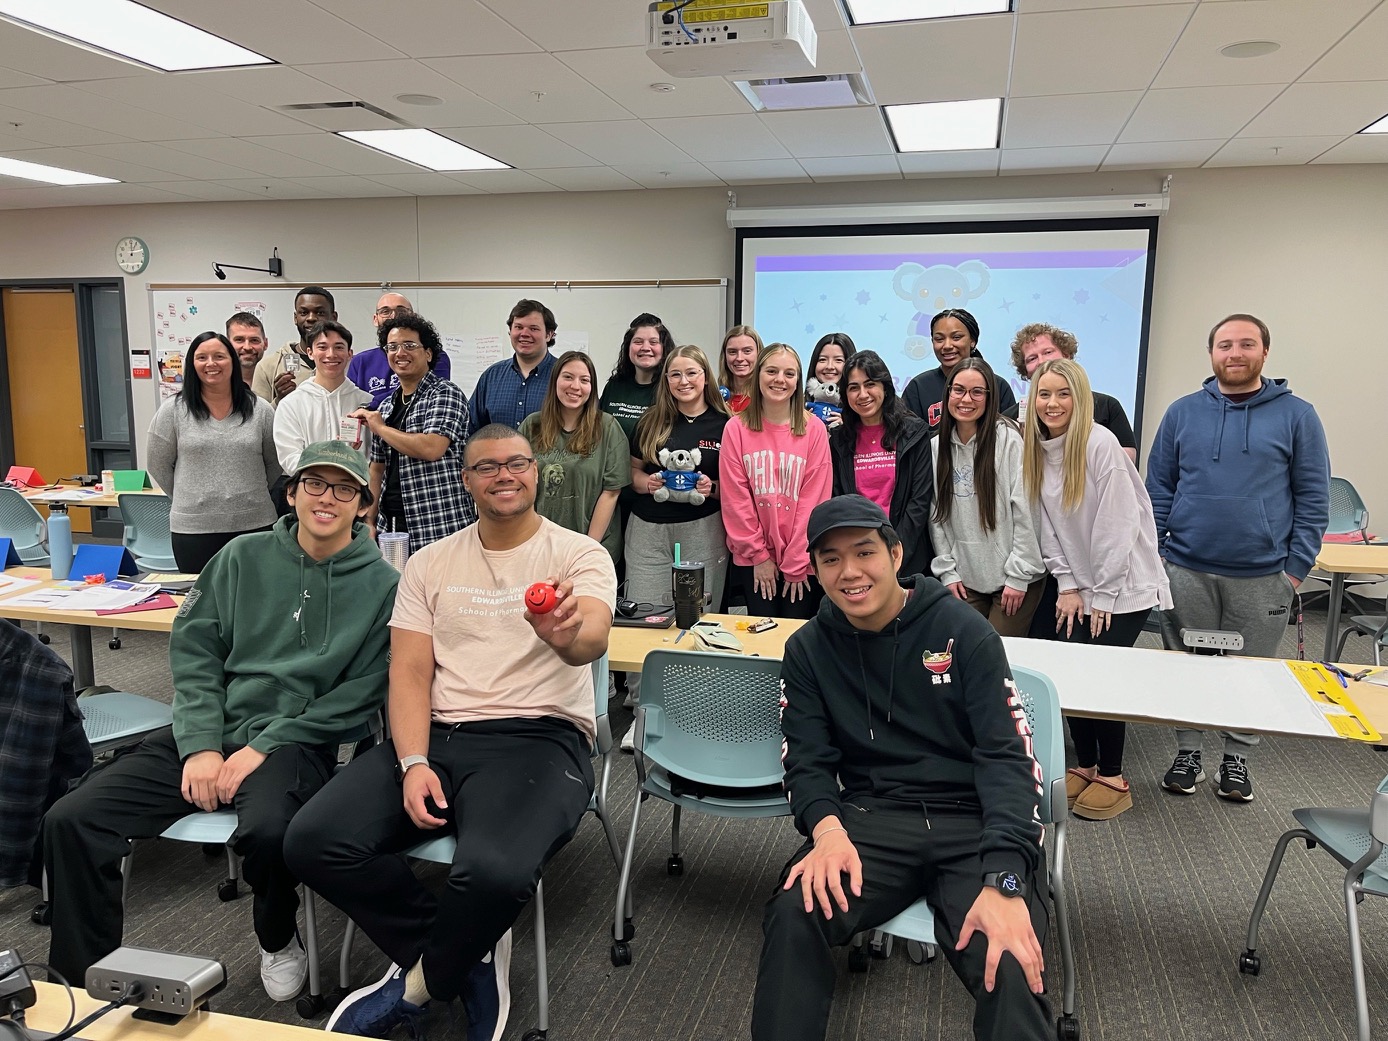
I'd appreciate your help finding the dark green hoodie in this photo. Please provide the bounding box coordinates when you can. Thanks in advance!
[170,516,399,759]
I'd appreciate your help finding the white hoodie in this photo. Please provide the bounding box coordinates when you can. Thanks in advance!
[272,377,372,474]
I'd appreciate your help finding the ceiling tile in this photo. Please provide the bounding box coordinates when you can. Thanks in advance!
[311,0,543,58]
[0,145,192,183]
[0,85,216,141]
[146,0,404,64]
[1153,0,1378,89]
[1018,0,1189,8]
[445,168,564,193]
[1304,0,1388,83]
[1011,5,1195,97]
[362,171,487,194]
[287,175,409,197]
[0,105,129,148]
[80,142,261,179]
[134,179,265,201]
[541,120,693,165]
[798,155,901,180]
[555,48,752,119]
[610,163,724,188]
[813,31,867,75]
[0,182,188,204]
[437,124,601,168]
[526,166,641,191]
[1100,139,1222,169]
[851,16,1012,105]
[160,138,341,178]
[1118,84,1282,143]
[424,53,634,123]
[182,66,355,109]
[1002,91,1142,148]
[760,107,893,158]
[1241,81,1388,137]
[295,60,517,129]
[1309,133,1388,164]
[0,66,47,90]
[704,158,811,183]
[1203,136,1347,168]
[213,178,338,199]
[477,0,646,51]
[73,76,310,138]
[242,133,425,175]
[1000,145,1109,173]
[648,114,792,162]
[898,149,1000,176]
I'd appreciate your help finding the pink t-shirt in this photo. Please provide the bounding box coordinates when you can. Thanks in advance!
[853,424,896,511]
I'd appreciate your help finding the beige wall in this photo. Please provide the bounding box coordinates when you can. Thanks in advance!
[0,164,1384,527]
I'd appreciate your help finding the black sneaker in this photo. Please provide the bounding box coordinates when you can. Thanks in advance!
[1161,750,1204,794]
[1215,754,1254,802]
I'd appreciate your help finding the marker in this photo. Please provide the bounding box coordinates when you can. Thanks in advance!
[1320,662,1349,689]
[675,629,686,644]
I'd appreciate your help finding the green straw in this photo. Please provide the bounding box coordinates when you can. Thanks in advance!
[674,542,681,567]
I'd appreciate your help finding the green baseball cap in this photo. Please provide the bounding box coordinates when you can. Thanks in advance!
[294,440,369,486]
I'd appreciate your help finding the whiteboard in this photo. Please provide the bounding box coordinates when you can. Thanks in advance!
[148,281,728,403]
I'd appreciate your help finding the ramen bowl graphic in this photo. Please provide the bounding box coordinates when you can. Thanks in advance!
[922,639,954,675]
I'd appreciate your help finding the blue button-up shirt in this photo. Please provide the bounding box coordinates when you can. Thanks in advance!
[467,351,555,434]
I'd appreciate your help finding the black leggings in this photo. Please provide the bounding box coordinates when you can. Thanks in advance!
[1057,606,1151,777]
[732,564,818,620]
[171,527,270,574]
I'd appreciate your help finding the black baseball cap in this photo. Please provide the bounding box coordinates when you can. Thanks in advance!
[806,495,892,553]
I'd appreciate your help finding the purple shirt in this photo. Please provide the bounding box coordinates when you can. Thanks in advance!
[347,348,452,410]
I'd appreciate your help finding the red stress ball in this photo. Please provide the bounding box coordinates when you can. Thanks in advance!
[525,582,558,614]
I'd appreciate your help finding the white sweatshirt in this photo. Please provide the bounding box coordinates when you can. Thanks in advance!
[930,423,1044,594]
[272,377,372,474]
[1037,424,1173,615]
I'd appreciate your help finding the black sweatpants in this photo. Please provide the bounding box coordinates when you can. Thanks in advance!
[284,718,593,1003]
[752,799,1052,1041]
[43,727,336,982]
[1056,606,1151,777]
[170,527,270,574]
[732,564,818,620]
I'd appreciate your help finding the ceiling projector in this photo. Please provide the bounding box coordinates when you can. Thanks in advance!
[646,0,817,78]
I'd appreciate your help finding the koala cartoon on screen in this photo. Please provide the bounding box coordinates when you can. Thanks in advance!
[892,260,991,360]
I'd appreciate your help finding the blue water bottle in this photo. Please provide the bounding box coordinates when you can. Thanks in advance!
[49,504,73,580]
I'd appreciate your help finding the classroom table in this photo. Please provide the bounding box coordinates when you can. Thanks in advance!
[0,567,179,689]
[1315,542,1388,662]
[26,980,323,1040]
[609,612,1388,742]
[22,486,163,510]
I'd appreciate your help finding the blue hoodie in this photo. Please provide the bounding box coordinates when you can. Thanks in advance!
[1146,376,1329,580]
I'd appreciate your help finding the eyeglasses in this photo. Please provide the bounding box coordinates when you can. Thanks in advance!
[385,341,424,354]
[375,306,412,318]
[464,456,535,478]
[299,476,361,503]
[666,369,703,384]
[948,385,989,400]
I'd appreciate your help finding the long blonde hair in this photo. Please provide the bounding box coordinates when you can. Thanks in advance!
[634,345,728,463]
[742,343,807,436]
[1022,358,1094,513]
[532,351,601,457]
[717,324,763,396]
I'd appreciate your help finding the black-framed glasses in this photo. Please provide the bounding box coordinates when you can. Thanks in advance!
[464,456,535,478]
[948,385,989,400]
[299,476,362,502]
[385,341,424,354]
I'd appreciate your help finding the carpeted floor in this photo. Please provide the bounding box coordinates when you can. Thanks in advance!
[3,595,1387,1041]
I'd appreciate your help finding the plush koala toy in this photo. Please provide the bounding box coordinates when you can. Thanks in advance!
[804,377,842,424]
[653,447,705,506]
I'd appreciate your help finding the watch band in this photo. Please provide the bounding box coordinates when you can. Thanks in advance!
[398,754,429,774]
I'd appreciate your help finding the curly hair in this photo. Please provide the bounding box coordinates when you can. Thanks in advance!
[1009,322,1078,381]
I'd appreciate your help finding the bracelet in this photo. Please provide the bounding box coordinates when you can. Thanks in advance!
[814,826,847,844]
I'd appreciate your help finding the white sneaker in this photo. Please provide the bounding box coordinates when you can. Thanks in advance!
[260,936,308,1002]
[620,725,636,753]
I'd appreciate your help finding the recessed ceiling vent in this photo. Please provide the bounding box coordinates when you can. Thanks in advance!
[278,100,408,132]
[734,73,874,112]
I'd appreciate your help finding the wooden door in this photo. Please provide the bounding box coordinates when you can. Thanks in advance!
[3,287,91,532]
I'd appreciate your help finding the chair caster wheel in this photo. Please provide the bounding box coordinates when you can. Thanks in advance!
[612,919,636,941]
[521,1030,548,1041]
[847,946,870,973]
[1238,951,1260,975]
[667,856,683,876]
[610,941,632,967]
[216,879,239,901]
[1057,1013,1080,1040]
[906,940,937,964]
[37,633,50,645]
[296,993,324,1018]
[108,637,122,650]
[31,901,51,925]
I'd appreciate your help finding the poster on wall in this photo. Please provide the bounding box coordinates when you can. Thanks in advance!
[158,350,183,401]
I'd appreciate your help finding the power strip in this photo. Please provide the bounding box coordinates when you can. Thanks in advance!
[1180,627,1245,653]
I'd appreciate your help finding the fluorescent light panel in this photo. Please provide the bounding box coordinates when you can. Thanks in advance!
[338,129,510,172]
[0,0,272,72]
[885,98,1002,152]
[1360,113,1388,134]
[0,156,118,185]
[846,0,1009,25]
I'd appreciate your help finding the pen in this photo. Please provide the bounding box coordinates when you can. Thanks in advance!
[1320,662,1349,689]
[675,629,686,644]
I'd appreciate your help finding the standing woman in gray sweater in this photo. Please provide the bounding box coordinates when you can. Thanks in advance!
[929,357,1045,637]
[146,331,281,574]
[1022,358,1171,822]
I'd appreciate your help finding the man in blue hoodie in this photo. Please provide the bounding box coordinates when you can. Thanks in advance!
[1146,313,1329,802]
[752,495,1051,1041]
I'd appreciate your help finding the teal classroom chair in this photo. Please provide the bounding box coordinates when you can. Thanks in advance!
[0,487,49,565]
[1240,773,1388,1041]
[610,649,790,967]
[118,493,177,573]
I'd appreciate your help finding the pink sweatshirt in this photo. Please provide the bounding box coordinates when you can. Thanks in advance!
[721,416,832,582]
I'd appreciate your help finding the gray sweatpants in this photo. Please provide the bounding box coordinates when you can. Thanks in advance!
[1160,561,1296,758]
[623,511,728,703]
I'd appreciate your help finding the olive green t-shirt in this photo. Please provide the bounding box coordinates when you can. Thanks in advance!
[519,411,631,563]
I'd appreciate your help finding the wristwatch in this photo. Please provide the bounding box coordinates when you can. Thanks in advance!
[983,871,1028,899]
[396,754,429,780]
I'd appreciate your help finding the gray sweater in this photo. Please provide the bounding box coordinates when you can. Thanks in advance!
[929,423,1044,594]
[145,396,281,535]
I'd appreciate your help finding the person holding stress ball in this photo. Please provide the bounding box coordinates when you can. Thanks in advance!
[526,581,559,614]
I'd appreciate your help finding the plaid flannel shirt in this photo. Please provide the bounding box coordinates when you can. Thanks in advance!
[0,620,92,887]
[372,369,476,553]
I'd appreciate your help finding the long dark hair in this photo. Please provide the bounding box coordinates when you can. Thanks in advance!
[933,356,1015,531]
[608,312,675,382]
[840,350,910,450]
[807,332,856,383]
[180,331,255,422]
[534,351,601,458]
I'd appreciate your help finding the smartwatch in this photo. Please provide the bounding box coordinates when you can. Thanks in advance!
[983,871,1028,899]
[396,754,429,781]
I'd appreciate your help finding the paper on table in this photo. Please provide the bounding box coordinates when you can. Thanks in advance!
[0,574,41,597]
[4,588,78,609]
[30,489,99,502]
[1362,668,1388,689]
[60,581,160,611]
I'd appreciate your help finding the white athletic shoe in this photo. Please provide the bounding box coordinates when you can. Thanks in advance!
[260,936,308,1002]
[620,725,636,753]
